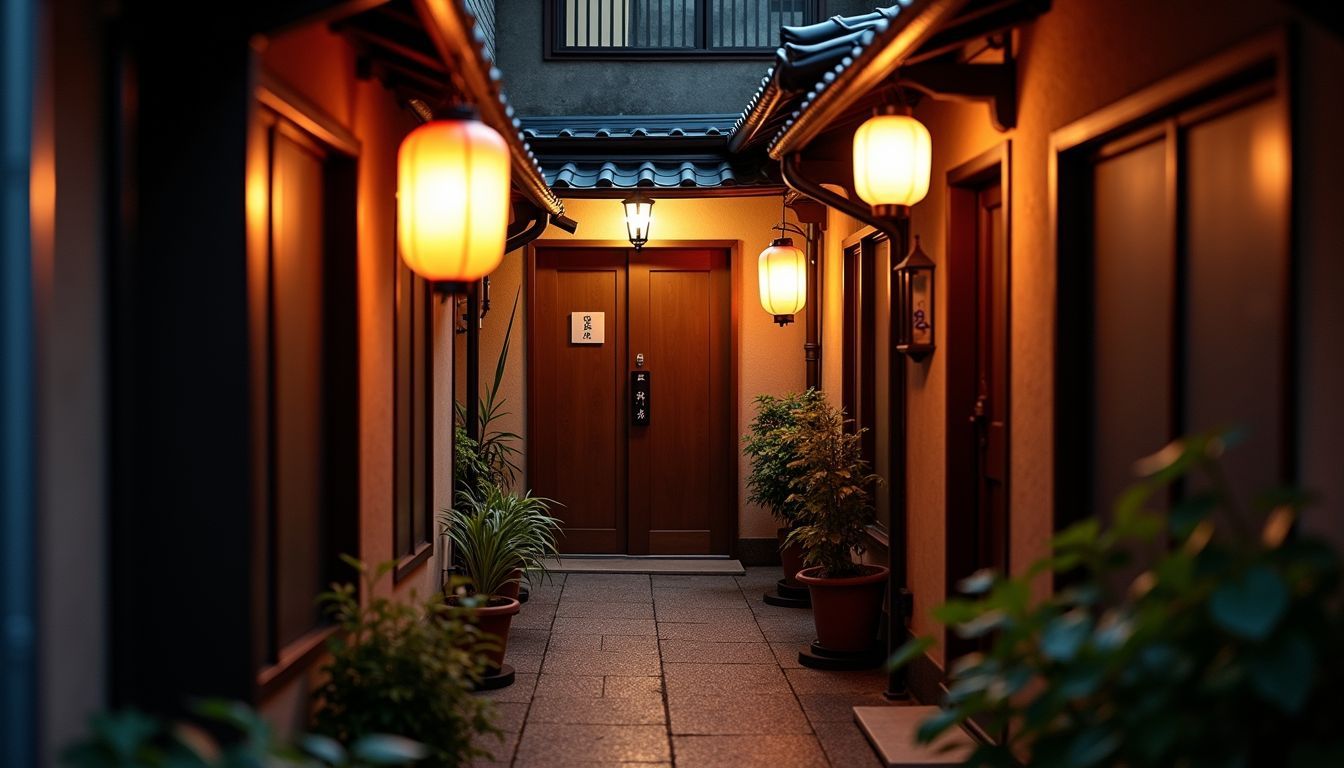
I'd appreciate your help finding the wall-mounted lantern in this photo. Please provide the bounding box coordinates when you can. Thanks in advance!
[396,113,511,290]
[894,235,935,361]
[758,236,807,326]
[852,105,931,219]
[622,190,655,250]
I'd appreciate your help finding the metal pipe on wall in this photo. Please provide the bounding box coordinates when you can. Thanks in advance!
[804,222,821,390]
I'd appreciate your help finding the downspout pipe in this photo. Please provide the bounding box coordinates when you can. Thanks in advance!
[803,222,821,390]
[781,151,911,700]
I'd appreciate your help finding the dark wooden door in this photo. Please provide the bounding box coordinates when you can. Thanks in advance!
[973,184,1009,579]
[530,246,731,555]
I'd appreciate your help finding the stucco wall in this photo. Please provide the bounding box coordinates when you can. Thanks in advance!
[817,0,1344,667]
[456,194,808,544]
[258,23,452,728]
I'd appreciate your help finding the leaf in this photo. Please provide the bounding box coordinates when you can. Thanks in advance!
[1209,565,1289,641]
[350,734,430,764]
[915,708,961,744]
[1248,633,1315,714]
[1065,727,1121,766]
[298,733,348,765]
[1041,610,1092,662]
[886,636,936,671]
[957,569,996,596]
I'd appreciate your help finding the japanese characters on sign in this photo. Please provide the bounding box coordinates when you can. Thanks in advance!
[570,311,605,344]
[631,371,651,426]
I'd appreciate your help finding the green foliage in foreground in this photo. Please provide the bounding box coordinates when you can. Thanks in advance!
[62,699,427,767]
[890,432,1344,767]
[314,558,500,768]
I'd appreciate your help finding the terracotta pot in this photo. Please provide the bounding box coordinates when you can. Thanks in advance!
[447,595,521,670]
[778,527,807,587]
[494,569,525,602]
[796,564,889,653]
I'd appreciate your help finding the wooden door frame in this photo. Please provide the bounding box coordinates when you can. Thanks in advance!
[1049,30,1294,537]
[525,238,742,555]
[944,142,1011,662]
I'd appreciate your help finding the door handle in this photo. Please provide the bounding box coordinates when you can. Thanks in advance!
[635,353,645,368]
[968,395,987,426]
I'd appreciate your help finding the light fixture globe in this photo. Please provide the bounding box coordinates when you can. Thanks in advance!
[621,190,655,250]
[852,108,931,219]
[396,116,510,288]
[758,236,807,326]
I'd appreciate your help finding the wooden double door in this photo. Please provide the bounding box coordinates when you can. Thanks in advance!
[529,246,732,555]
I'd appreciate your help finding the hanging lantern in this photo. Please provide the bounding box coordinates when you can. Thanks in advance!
[397,115,510,289]
[894,235,935,361]
[852,105,931,219]
[622,190,655,250]
[758,237,807,326]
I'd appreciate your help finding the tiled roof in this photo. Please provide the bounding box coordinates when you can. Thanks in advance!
[522,115,741,141]
[543,158,773,191]
[728,4,909,153]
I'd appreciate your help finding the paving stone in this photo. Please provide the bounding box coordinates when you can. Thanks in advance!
[662,663,791,696]
[603,675,663,698]
[534,673,604,698]
[490,700,530,733]
[509,653,543,674]
[785,667,890,694]
[667,693,810,735]
[514,723,669,764]
[541,650,663,677]
[525,693,666,725]
[564,573,651,588]
[473,673,536,703]
[557,600,656,619]
[508,628,551,656]
[798,692,898,723]
[658,639,776,664]
[657,621,765,643]
[651,574,745,589]
[552,616,657,636]
[468,727,518,767]
[771,641,805,669]
[600,634,661,654]
[754,615,818,643]
[653,603,756,623]
[511,602,558,630]
[672,734,829,768]
[813,721,886,767]
[548,633,604,651]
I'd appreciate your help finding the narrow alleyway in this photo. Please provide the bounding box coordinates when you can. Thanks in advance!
[472,568,902,767]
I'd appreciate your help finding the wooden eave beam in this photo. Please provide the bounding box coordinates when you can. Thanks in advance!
[904,0,1050,65]
[410,0,564,216]
[768,0,972,159]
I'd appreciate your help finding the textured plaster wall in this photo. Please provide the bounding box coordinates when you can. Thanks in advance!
[817,0,1344,666]
[456,195,807,543]
[258,24,450,728]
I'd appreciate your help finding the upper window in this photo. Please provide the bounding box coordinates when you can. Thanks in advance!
[545,0,821,59]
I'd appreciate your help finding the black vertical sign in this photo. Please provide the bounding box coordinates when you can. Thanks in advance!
[631,371,650,426]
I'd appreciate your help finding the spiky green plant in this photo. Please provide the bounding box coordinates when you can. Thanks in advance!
[455,290,523,491]
[441,484,562,597]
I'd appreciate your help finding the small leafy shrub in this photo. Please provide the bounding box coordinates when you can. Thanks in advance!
[442,484,562,597]
[743,388,826,527]
[314,558,500,767]
[890,432,1344,767]
[62,699,426,767]
[782,397,879,577]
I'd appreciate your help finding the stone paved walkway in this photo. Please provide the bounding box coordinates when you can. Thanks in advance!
[470,567,902,767]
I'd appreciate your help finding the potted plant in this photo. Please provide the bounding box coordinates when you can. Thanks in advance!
[744,389,825,598]
[441,485,561,672]
[889,432,1344,767]
[784,397,886,653]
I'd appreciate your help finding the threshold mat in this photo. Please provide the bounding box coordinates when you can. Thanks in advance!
[540,557,745,576]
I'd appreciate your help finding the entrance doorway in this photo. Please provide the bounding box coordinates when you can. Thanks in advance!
[946,145,1010,663]
[528,245,733,555]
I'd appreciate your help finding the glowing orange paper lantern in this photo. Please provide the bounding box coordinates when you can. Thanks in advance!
[758,237,807,326]
[852,108,931,218]
[397,117,510,286]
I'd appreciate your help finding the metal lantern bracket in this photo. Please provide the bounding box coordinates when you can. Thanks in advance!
[896,47,1017,132]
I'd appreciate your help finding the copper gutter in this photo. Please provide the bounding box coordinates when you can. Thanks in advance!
[412,0,564,217]
[767,0,970,160]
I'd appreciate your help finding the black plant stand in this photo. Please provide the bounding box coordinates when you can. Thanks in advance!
[474,664,516,691]
[798,640,884,671]
[762,579,811,608]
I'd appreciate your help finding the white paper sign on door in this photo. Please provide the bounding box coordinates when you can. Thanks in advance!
[570,311,604,344]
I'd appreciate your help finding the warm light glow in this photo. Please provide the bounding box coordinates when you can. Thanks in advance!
[622,191,655,249]
[852,112,931,211]
[758,237,807,325]
[397,118,510,283]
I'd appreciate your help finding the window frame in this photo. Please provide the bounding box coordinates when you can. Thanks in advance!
[543,0,823,61]
[392,243,436,582]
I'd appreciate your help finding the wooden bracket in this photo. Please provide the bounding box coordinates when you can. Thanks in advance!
[898,57,1017,131]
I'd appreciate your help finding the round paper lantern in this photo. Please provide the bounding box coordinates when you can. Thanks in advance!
[758,237,807,326]
[397,117,510,285]
[852,110,931,217]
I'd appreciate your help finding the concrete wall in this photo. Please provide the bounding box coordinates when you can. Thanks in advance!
[455,194,808,545]
[258,24,453,729]
[817,0,1344,668]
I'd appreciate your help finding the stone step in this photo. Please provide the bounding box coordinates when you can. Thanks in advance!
[853,705,976,767]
